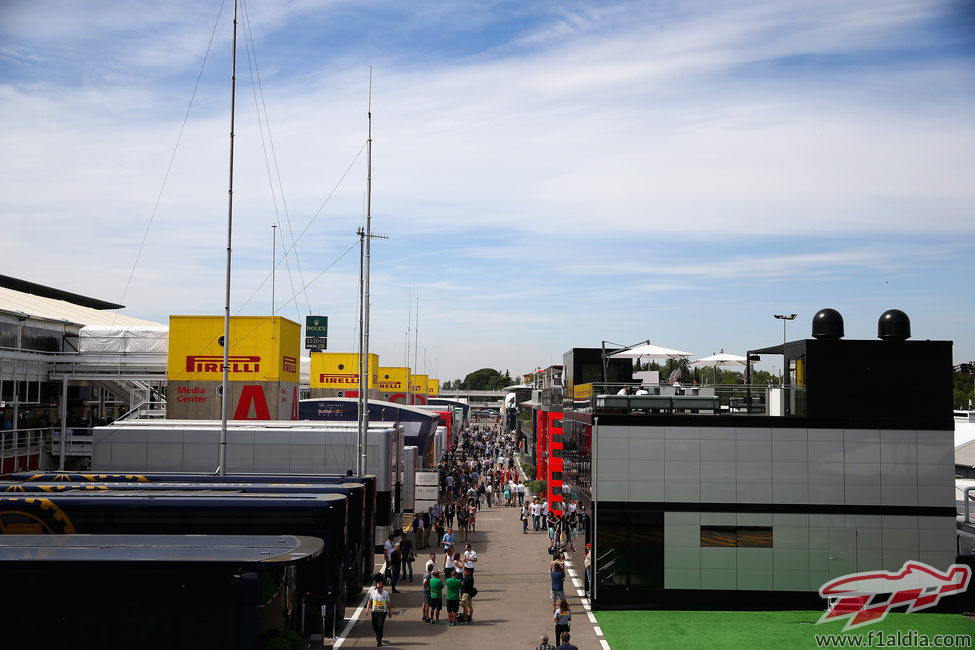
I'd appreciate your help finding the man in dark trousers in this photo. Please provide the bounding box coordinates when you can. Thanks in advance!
[364,574,391,647]
[555,631,578,650]
[399,532,414,583]
[389,542,402,593]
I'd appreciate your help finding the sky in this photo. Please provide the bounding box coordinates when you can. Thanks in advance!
[2,0,973,383]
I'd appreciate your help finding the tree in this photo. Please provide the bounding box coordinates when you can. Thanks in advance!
[462,368,504,390]
[955,368,974,409]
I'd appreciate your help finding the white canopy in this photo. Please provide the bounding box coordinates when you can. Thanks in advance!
[78,325,169,353]
[691,352,748,368]
[610,343,693,359]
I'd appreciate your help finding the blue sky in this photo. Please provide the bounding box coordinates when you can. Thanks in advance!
[2,0,973,382]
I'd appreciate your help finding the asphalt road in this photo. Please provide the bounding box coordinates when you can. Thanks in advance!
[332,500,604,649]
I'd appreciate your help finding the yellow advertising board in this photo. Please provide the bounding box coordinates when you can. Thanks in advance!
[310,352,379,389]
[409,374,428,396]
[167,316,300,382]
[574,383,593,400]
[427,379,439,397]
[377,367,410,392]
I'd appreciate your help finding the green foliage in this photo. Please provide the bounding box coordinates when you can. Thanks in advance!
[526,479,547,496]
[263,636,292,650]
[280,630,303,650]
[955,369,974,409]
[521,463,536,479]
[444,369,515,391]
[460,368,510,390]
[750,369,778,385]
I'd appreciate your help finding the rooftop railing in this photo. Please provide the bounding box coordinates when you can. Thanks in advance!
[567,382,805,416]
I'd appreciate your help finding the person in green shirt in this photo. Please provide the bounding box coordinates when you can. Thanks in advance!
[428,570,444,624]
[444,573,463,626]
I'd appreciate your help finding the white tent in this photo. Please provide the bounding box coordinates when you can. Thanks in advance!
[78,325,169,353]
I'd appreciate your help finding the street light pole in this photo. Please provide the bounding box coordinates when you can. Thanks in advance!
[773,313,797,346]
[773,313,797,383]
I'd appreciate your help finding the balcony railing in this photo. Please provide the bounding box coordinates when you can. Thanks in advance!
[567,382,806,416]
[0,426,93,473]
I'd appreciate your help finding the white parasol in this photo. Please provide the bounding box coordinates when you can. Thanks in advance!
[609,343,693,359]
[690,352,748,368]
[691,350,748,384]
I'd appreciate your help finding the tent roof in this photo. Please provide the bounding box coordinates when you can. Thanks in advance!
[0,274,124,310]
[0,285,161,328]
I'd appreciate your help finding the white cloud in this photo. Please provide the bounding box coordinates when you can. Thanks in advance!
[1,0,973,379]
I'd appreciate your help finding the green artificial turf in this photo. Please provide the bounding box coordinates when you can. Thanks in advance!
[595,610,975,649]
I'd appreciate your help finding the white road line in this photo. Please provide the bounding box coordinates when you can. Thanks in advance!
[567,569,577,577]
[593,626,603,636]
[571,579,581,589]
[334,560,386,647]
[587,612,598,624]
[600,639,612,650]
[332,591,370,648]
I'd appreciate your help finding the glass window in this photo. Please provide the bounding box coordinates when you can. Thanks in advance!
[0,322,17,348]
[560,419,591,498]
[700,526,772,548]
[737,527,773,548]
[596,508,664,589]
[700,526,737,547]
[21,325,61,352]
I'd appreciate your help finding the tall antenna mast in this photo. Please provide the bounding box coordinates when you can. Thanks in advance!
[219,0,239,477]
[271,224,277,315]
[357,68,387,476]
[413,295,419,401]
[406,288,412,405]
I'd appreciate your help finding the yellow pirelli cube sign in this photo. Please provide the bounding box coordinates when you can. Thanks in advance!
[310,352,379,389]
[167,316,300,382]
[377,366,410,391]
[427,379,439,397]
[409,374,428,396]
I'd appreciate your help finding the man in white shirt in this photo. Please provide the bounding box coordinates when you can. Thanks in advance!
[463,543,478,575]
[364,575,392,646]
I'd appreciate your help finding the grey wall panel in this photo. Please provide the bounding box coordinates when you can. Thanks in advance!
[181,443,218,471]
[226,441,255,468]
[699,437,734,461]
[147,442,185,469]
[110,443,148,468]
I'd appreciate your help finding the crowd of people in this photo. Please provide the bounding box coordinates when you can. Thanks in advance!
[364,415,585,649]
